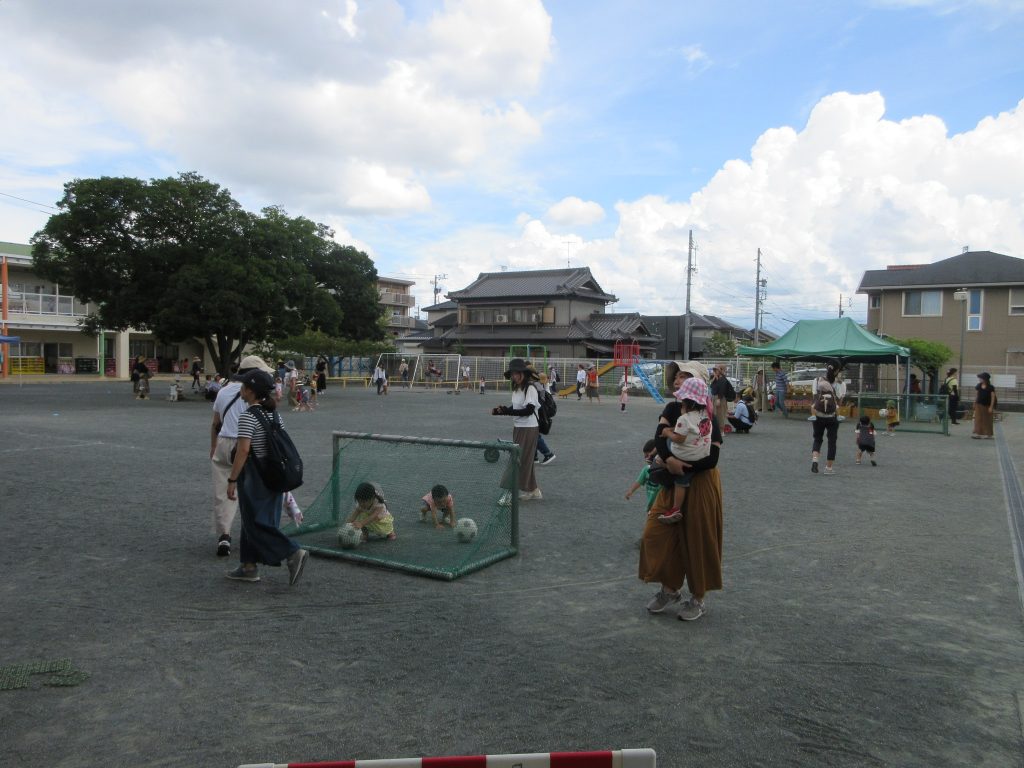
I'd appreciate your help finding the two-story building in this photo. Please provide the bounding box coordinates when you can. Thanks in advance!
[641,312,766,360]
[857,250,1024,371]
[1,240,203,378]
[420,267,659,358]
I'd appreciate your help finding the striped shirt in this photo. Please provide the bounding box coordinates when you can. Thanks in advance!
[774,369,788,393]
[237,407,284,458]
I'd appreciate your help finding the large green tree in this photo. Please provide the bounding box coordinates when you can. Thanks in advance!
[304,243,387,342]
[30,173,374,376]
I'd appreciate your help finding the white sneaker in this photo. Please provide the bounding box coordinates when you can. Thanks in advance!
[520,488,543,501]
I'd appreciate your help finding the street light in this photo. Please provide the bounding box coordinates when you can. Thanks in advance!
[953,289,968,385]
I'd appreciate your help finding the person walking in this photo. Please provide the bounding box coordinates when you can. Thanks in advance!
[942,367,961,424]
[491,358,542,501]
[810,363,842,475]
[210,355,273,558]
[771,361,789,418]
[971,372,997,439]
[190,356,203,391]
[576,364,587,400]
[398,358,410,388]
[586,365,601,403]
[224,368,309,586]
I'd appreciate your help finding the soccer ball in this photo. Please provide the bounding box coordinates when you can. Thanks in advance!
[483,447,500,463]
[878,408,888,418]
[454,518,478,543]
[338,523,363,549]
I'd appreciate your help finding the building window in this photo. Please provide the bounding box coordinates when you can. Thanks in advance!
[902,290,942,317]
[1010,288,1024,316]
[967,289,983,331]
[869,295,880,309]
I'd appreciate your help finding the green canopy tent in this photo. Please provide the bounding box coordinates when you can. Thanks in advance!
[737,318,909,364]
[738,318,911,400]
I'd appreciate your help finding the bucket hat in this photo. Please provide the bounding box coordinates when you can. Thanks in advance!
[232,355,273,379]
[504,358,538,380]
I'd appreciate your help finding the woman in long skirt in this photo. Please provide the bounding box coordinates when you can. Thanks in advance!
[225,369,309,586]
[491,358,542,501]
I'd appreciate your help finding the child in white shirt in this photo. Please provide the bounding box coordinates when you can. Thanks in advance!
[659,377,713,524]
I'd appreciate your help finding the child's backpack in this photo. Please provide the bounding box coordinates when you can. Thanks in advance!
[532,382,558,434]
[247,406,304,492]
[812,378,838,418]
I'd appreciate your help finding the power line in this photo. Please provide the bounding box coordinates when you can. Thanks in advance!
[0,190,58,212]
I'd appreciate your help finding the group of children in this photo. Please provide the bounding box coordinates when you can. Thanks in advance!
[625,382,884,518]
[282,482,458,544]
[273,374,317,411]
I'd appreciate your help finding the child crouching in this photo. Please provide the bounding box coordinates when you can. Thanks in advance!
[348,482,397,541]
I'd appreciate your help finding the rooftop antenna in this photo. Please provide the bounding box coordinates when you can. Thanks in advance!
[962,245,969,253]
[564,240,575,268]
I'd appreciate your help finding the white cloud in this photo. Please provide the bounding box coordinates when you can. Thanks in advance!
[544,196,605,227]
[0,0,552,221]
[411,92,1024,330]
[679,44,712,76]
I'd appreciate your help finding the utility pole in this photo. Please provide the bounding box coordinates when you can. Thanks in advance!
[684,230,694,360]
[432,274,448,305]
[754,248,765,345]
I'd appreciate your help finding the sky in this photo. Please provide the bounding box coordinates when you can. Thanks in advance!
[2,0,1023,334]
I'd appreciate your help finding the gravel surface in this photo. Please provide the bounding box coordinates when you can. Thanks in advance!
[2,381,1024,767]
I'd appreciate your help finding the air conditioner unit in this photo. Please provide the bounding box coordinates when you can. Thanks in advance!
[495,314,508,323]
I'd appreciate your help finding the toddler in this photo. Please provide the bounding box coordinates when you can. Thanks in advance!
[619,381,630,412]
[282,491,304,526]
[347,481,397,541]
[479,376,486,394]
[854,416,877,466]
[624,439,661,512]
[420,484,455,529]
[659,377,713,524]
[884,399,899,435]
[274,376,283,402]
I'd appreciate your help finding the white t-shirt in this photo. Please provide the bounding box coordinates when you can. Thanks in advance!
[511,385,540,428]
[576,369,587,384]
[212,382,247,439]
[670,410,713,462]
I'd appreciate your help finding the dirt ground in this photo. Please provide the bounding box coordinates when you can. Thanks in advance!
[2,380,1024,767]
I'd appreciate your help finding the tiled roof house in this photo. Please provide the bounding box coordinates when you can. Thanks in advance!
[420,267,660,357]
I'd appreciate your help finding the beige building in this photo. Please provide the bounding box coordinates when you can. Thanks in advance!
[1,240,204,378]
[377,276,417,338]
[857,250,1024,372]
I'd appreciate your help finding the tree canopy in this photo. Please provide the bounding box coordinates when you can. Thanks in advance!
[703,331,738,357]
[891,336,954,391]
[31,173,385,375]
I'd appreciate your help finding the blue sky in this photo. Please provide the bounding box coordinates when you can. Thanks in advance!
[1,0,1022,333]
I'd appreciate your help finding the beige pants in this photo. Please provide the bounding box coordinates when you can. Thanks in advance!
[211,436,239,536]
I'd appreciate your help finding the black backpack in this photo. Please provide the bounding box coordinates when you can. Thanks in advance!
[247,406,304,492]
[532,382,558,435]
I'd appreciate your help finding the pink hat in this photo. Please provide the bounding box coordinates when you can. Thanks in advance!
[674,377,712,412]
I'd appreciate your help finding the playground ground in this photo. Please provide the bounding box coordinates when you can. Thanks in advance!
[2,379,1024,767]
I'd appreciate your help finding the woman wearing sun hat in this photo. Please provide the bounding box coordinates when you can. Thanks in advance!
[491,358,543,501]
[640,360,724,622]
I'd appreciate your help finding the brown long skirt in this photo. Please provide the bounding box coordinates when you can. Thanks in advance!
[973,406,994,437]
[638,468,723,598]
[511,426,539,492]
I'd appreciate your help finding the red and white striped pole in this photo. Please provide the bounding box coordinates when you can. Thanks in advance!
[239,748,656,768]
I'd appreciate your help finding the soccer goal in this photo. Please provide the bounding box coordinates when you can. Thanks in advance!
[282,431,521,580]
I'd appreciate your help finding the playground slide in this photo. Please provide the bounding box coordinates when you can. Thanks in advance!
[557,360,618,397]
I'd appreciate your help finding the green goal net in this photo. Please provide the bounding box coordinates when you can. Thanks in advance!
[282,432,521,580]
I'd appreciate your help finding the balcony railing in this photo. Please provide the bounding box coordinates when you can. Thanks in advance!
[386,315,418,329]
[379,292,416,307]
[3,292,91,317]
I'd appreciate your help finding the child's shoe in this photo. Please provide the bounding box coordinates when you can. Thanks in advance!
[387,532,397,541]
[811,459,819,473]
[658,508,683,524]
